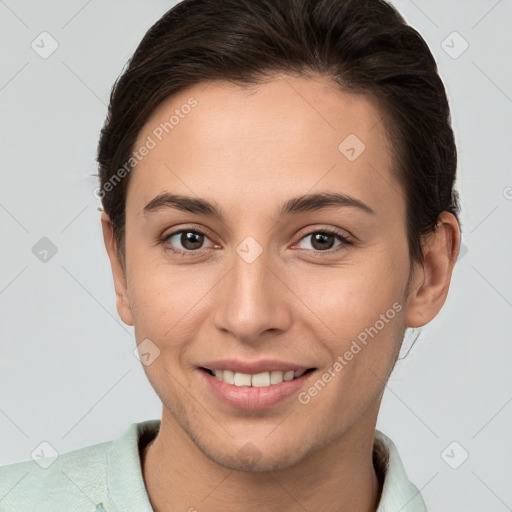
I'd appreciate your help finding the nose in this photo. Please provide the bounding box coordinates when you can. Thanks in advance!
[212,242,292,344]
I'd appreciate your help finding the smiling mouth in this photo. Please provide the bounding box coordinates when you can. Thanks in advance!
[200,367,316,387]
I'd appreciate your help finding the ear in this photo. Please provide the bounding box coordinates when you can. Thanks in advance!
[405,211,460,328]
[101,212,134,326]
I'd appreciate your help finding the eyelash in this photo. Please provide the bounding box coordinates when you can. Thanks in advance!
[160,226,353,257]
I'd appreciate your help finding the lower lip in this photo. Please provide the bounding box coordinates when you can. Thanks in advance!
[199,369,315,410]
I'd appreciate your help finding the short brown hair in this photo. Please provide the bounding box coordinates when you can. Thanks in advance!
[97,0,460,264]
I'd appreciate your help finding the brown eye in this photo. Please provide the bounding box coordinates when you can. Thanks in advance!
[310,232,336,251]
[164,229,214,252]
[297,229,352,252]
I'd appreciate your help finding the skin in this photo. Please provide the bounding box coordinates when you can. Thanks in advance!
[101,74,460,512]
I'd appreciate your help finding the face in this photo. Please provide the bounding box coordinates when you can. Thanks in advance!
[105,75,424,471]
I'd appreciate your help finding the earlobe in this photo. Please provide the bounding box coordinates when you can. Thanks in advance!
[100,212,134,326]
[405,212,460,328]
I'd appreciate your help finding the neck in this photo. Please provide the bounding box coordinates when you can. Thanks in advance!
[141,409,384,512]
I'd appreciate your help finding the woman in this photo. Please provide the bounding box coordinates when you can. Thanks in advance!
[0,0,460,510]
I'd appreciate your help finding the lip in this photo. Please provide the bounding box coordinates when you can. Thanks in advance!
[198,366,316,410]
[199,358,313,374]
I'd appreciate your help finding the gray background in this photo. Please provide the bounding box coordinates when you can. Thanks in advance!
[0,0,511,510]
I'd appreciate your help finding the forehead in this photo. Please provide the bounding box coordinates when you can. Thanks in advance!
[127,75,402,220]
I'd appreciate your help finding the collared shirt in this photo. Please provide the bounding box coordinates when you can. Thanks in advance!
[0,419,426,511]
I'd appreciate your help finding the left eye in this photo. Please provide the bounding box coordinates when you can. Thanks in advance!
[296,230,351,251]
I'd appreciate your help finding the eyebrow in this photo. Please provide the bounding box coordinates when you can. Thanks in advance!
[143,191,375,219]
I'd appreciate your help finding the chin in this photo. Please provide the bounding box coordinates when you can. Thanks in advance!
[209,449,301,473]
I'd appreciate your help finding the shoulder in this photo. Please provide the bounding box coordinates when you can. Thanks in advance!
[0,437,113,511]
[0,419,160,512]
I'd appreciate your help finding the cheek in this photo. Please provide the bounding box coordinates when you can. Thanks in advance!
[294,253,409,408]
[294,255,408,341]
[126,248,212,346]
[293,262,408,419]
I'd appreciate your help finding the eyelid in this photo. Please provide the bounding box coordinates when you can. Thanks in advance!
[294,225,354,243]
[160,225,217,255]
[292,226,354,253]
[161,224,354,256]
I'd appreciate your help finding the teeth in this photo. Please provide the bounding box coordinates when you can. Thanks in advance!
[234,372,252,387]
[251,372,271,387]
[222,370,235,384]
[209,368,309,387]
[270,371,284,384]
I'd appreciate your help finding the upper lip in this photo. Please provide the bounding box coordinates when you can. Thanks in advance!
[199,359,315,374]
